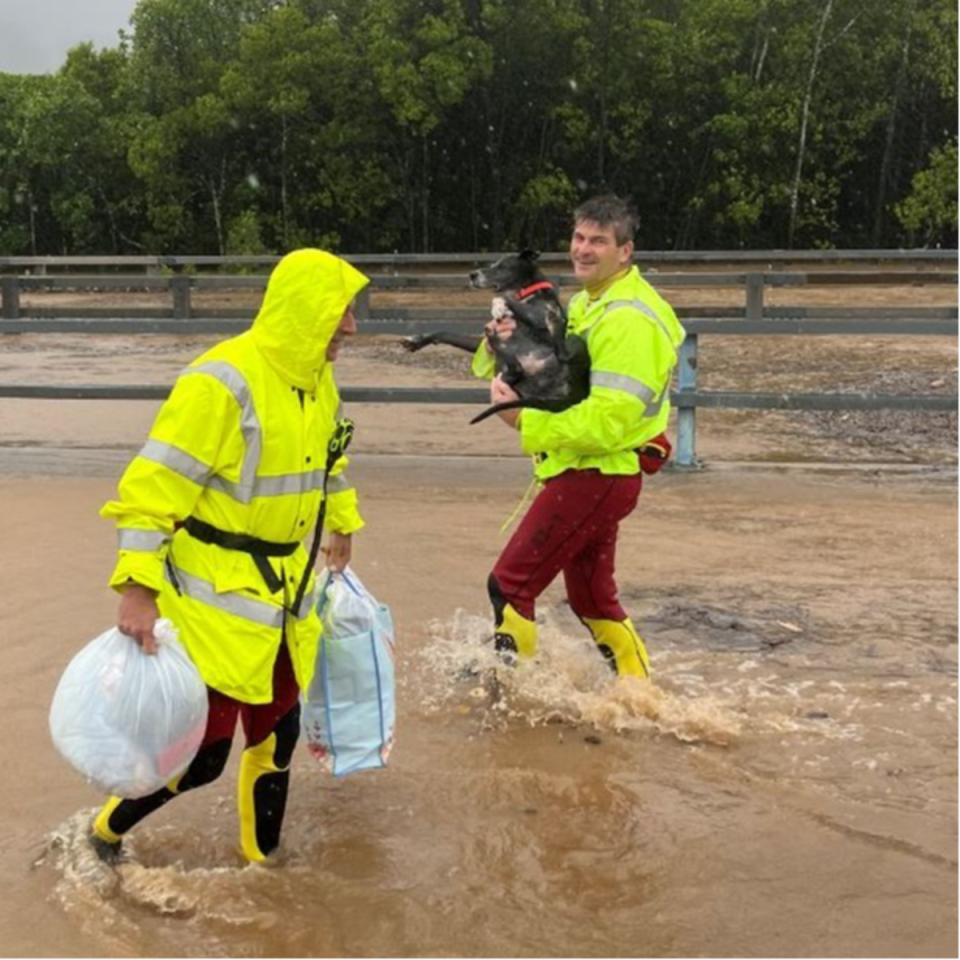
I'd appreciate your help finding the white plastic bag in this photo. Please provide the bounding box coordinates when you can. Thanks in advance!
[302,567,395,776]
[49,619,208,798]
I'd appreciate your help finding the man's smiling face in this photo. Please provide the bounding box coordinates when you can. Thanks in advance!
[569,219,633,287]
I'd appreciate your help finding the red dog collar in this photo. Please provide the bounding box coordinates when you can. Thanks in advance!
[516,280,556,300]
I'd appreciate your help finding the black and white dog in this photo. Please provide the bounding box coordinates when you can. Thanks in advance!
[402,250,590,424]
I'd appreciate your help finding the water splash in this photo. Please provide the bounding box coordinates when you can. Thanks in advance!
[409,610,743,746]
[37,809,299,953]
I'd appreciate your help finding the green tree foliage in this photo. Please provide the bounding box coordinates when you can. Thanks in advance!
[895,140,959,245]
[0,74,39,253]
[357,0,493,249]
[14,70,120,253]
[0,0,955,254]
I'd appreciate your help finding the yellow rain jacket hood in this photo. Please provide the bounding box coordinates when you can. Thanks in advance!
[252,248,369,391]
[102,250,369,703]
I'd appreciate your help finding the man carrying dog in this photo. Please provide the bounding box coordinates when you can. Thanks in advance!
[91,249,368,864]
[476,195,684,678]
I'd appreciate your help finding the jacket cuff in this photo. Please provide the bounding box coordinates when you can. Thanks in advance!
[324,488,365,535]
[471,344,496,380]
[108,552,167,594]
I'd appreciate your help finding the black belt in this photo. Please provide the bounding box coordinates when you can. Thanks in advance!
[183,516,297,594]
[178,419,356,613]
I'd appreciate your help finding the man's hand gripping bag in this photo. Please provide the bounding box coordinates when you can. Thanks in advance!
[49,619,208,798]
[302,568,396,776]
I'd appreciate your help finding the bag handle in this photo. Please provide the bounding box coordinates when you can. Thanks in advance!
[291,419,355,616]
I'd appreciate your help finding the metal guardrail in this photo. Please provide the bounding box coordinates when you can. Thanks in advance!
[1,249,957,274]
[1,259,956,467]
[671,323,956,466]
[2,266,956,322]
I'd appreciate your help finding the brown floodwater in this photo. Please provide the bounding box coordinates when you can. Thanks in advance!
[0,330,956,958]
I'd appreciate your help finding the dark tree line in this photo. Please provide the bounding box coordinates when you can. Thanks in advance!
[0,0,955,255]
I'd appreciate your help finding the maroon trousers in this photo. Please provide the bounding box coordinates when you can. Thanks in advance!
[491,468,643,621]
[202,640,300,750]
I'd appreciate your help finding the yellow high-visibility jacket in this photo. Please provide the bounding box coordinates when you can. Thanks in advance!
[101,249,369,703]
[473,266,685,482]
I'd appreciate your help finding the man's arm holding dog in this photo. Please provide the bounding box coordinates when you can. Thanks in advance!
[491,374,522,428]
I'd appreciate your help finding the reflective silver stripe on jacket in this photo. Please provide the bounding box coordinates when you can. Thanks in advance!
[580,298,678,419]
[256,469,327,497]
[290,582,317,620]
[139,438,213,486]
[254,470,353,497]
[643,392,666,417]
[167,361,341,503]
[166,563,282,627]
[139,437,331,501]
[118,528,169,551]
[186,361,262,503]
[584,299,682,355]
[165,562,316,626]
[590,371,657,406]
[605,299,680,348]
[590,370,665,418]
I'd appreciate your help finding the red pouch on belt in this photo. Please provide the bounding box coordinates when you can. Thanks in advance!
[638,433,672,475]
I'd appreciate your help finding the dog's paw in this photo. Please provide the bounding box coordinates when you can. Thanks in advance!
[490,296,510,320]
[401,336,428,352]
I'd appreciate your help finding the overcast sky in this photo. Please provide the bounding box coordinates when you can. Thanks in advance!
[0,0,138,74]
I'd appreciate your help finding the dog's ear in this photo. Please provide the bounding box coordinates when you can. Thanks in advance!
[519,248,541,263]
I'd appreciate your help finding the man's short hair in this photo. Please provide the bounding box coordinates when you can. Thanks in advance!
[573,195,639,245]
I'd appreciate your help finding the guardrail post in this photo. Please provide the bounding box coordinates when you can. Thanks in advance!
[355,285,371,321]
[674,333,699,468]
[746,273,765,320]
[171,275,191,319]
[1,276,20,319]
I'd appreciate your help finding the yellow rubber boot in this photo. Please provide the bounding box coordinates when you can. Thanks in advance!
[494,602,539,665]
[92,797,125,844]
[89,742,230,864]
[92,770,184,844]
[238,733,291,863]
[583,617,651,678]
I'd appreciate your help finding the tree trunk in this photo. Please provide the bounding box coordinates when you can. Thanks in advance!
[787,0,834,248]
[398,144,415,252]
[209,162,225,256]
[754,32,770,83]
[280,113,290,249]
[751,3,770,84]
[97,182,119,253]
[872,0,916,245]
[421,135,430,252]
[28,191,37,256]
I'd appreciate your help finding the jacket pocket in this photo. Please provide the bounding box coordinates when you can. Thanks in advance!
[212,549,275,599]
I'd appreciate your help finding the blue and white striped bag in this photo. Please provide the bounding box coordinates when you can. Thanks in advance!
[301,567,395,776]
